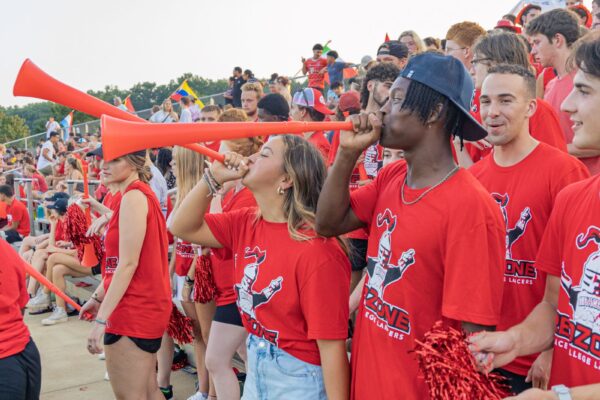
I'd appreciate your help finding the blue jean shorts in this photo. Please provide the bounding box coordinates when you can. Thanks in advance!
[242,334,326,400]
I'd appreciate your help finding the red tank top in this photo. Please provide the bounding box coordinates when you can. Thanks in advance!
[103,181,171,338]
[211,186,257,306]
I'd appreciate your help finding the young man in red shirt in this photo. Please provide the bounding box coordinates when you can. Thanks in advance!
[528,8,600,175]
[0,241,41,400]
[0,185,31,243]
[302,43,328,91]
[469,64,589,394]
[291,88,333,160]
[316,52,506,400]
[455,32,568,166]
[470,33,600,400]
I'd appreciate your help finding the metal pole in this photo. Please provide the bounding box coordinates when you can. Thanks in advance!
[23,179,35,235]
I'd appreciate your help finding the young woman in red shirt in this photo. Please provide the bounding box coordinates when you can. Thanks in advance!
[80,148,171,400]
[170,135,351,400]
[203,109,261,400]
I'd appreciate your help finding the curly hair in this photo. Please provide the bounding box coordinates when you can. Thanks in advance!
[360,63,400,109]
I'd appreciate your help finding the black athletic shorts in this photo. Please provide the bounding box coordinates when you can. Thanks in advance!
[495,368,532,395]
[104,333,162,354]
[348,238,368,272]
[213,302,243,327]
[0,339,41,400]
[91,264,101,275]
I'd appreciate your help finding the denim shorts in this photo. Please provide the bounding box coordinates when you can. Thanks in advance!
[242,334,326,400]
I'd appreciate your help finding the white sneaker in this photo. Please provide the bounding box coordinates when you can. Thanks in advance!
[187,392,208,400]
[98,352,106,360]
[27,292,50,309]
[41,307,68,325]
[104,371,110,381]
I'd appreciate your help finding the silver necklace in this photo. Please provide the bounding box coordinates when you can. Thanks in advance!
[401,166,460,205]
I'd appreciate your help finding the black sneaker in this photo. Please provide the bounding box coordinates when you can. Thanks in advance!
[160,385,173,400]
[29,306,53,315]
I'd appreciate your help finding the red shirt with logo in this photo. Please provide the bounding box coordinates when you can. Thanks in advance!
[6,199,30,237]
[174,240,195,277]
[349,162,505,400]
[103,181,171,339]
[304,58,328,89]
[0,241,30,359]
[536,174,600,387]
[467,96,567,162]
[211,187,257,306]
[204,207,350,365]
[328,132,383,240]
[469,143,590,376]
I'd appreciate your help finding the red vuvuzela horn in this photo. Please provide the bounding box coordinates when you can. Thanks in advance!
[12,59,218,160]
[100,115,353,161]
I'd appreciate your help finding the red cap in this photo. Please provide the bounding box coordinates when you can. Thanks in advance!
[338,91,361,113]
[495,19,521,33]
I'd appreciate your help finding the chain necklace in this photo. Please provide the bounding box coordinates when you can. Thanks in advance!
[401,165,460,205]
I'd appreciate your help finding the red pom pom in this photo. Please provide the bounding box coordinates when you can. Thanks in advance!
[167,302,194,344]
[193,254,216,303]
[413,321,509,399]
[64,205,104,263]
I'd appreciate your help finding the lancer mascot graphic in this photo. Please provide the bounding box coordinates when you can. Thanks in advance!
[561,226,600,334]
[366,209,416,299]
[235,246,283,320]
[492,193,532,259]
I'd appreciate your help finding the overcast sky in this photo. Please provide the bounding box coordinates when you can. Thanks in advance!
[1,0,576,107]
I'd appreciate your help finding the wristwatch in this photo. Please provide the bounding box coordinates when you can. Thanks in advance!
[551,385,572,400]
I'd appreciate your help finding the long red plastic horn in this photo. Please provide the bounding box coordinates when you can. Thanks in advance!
[101,115,353,161]
[12,59,219,160]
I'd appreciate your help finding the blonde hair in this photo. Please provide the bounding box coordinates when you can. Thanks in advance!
[173,147,205,212]
[241,82,264,99]
[277,135,326,241]
[122,153,152,184]
[399,30,426,53]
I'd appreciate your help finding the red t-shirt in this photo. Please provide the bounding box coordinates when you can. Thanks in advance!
[536,174,600,387]
[0,241,30,359]
[328,132,384,240]
[204,207,350,365]
[33,173,48,192]
[467,95,567,162]
[545,74,600,175]
[6,199,30,237]
[211,187,257,306]
[307,131,331,161]
[469,143,590,376]
[304,58,328,89]
[349,162,505,400]
[174,240,195,277]
[103,181,171,339]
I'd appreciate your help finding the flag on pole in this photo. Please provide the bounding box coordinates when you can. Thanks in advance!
[60,111,74,141]
[170,80,205,108]
[321,40,332,58]
[123,95,135,112]
[385,33,390,42]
